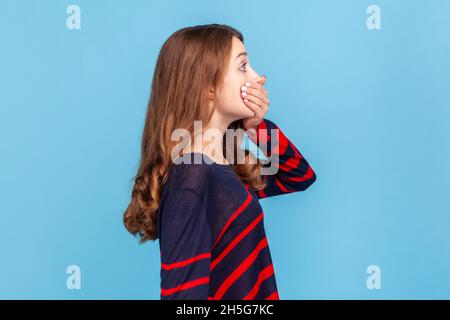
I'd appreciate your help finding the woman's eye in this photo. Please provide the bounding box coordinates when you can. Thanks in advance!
[239,62,247,72]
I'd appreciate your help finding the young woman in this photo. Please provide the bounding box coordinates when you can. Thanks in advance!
[123,24,316,300]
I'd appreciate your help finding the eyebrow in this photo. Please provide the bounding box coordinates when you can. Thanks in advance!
[235,52,247,60]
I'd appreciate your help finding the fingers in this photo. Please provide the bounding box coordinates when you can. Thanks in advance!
[250,75,266,85]
[243,97,265,119]
[245,80,263,90]
[241,76,270,124]
[257,75,267,85]
[241,86,270,106]
[241,76,269,132]
[247,87,269,102]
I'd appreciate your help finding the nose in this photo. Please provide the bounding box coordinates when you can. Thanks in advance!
[246,65,260,80]
[247,73,261,83]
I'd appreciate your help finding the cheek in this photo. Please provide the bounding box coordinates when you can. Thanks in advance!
[221,77,245,105]
[214,73,252,118]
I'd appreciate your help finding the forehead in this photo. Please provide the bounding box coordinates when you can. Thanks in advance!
[231,36,246,60]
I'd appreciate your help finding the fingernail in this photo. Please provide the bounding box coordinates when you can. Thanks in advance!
[241,85,248,91]
[245,81,251,87]
[242,91,247,96]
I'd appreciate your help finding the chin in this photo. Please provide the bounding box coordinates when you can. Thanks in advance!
[231,113,253,122]
[241,110,255,119]
[238,102,254,118]
[224,108,253,122]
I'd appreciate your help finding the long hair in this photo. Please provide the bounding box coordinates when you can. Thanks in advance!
[123,24,267,243]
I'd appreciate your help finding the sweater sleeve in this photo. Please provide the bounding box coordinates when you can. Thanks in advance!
[252,118,317,199]
[159,188,212,300]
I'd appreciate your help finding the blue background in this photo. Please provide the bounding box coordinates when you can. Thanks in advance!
[1,0,449,299]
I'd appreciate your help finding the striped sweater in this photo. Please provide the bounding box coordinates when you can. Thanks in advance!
[157,118,316,299]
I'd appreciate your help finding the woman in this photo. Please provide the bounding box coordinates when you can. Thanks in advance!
[123,24,316,300]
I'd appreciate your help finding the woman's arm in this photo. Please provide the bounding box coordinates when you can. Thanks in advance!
[251,118,316,199]
[159,188,212,299]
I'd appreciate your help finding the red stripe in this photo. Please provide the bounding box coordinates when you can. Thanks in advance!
[243,264,275,300]
[210,237,268,300]
[257,189,267,198]
[264,290,279,300]
[278,131,289,155]
[256,120,269,144]
[275,177,294,193]
[212,190,252,249]
[210,212,263,271]
[160,276,209,296]
[269,130,288,157]
[279,165,315,182]
[161,252,211,271]
[279,158,300,172]
[278,145,304,172]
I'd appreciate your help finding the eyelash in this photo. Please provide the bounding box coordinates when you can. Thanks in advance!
[239,62,247,72]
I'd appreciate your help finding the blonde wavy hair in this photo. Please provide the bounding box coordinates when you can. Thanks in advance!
[123,24,267,243]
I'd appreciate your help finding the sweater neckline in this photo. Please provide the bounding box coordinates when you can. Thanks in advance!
[179,152,233,169]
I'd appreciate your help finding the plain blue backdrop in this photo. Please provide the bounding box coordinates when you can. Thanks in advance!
[1,0,449,299]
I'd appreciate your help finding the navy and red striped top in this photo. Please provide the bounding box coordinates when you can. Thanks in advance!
[157,118,316,299]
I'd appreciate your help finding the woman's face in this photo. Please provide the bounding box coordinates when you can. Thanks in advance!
[213,36,261,121]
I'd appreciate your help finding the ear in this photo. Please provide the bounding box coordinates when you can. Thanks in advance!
[207,86,216,100]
